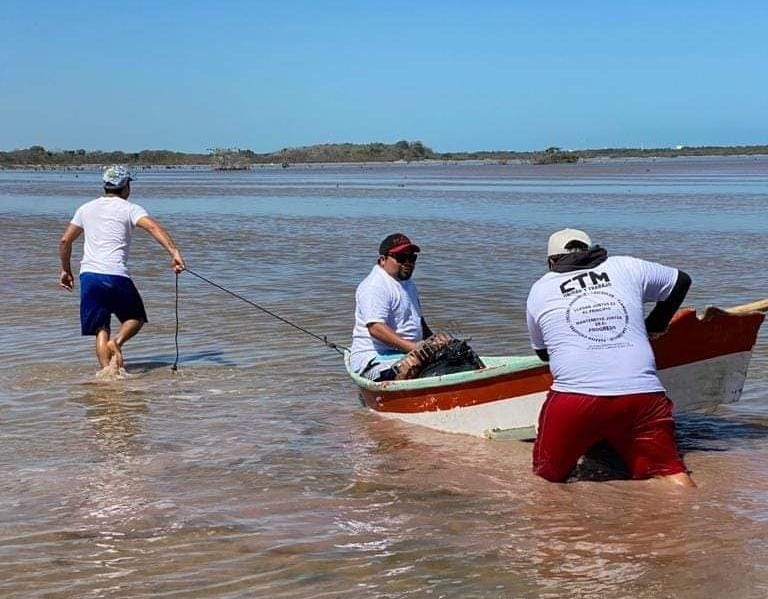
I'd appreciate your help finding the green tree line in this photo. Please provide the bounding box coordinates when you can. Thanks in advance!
[2,141,767,168]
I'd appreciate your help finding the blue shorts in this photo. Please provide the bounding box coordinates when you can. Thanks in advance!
[80,273,148,335]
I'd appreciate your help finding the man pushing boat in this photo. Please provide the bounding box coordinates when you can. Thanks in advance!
[525,228,696,486]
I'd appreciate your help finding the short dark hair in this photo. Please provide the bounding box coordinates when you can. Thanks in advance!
[563,239,589,252]
[104,181,129,194]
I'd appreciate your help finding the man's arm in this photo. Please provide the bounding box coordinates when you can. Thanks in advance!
[645,270,691,335]
[526,302,549,362]
[136,216,185,273]
[59,223,83,291]
[367,322,420,353]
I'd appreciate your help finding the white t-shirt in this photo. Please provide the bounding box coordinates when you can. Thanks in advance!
[526,255,678,395]
[349,265,424,373]
[70,196,149,277]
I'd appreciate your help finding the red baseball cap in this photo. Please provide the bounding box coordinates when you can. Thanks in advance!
[379,233,421,255]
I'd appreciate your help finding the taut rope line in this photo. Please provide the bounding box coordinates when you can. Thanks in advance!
[172,272,180,371]
[171,268,348,371]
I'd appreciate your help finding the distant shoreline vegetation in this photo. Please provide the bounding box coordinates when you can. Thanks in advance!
[2,141,768,169]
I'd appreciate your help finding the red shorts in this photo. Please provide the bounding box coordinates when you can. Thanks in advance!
[533,390,688,482]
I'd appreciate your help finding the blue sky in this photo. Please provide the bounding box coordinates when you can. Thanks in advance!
[2,1,766,153]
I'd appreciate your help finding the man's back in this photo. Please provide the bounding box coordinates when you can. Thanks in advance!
[72,196,148,277]
[526,255,678,395]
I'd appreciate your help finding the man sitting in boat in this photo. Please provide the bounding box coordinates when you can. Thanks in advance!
[349,233,454,381]
[525,228,696,487]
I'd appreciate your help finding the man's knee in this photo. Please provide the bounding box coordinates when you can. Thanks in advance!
[533,441,576,482]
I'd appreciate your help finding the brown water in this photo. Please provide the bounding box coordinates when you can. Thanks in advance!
[2,158,768,598]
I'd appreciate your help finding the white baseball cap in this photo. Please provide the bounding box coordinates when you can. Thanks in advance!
[547,228,592,257]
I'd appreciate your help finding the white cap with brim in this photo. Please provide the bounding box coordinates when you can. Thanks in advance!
[547,228,592,257]
[102,165,133,189]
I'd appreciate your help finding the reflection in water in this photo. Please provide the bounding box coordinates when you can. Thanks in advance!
[338,414,765,597]
[64,386,163,584]
[75,385,147,465]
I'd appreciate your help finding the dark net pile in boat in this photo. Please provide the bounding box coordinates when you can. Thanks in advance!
[419,338,485,377]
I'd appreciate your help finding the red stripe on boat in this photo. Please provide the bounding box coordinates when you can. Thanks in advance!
[359,366,552,413]
[651,308,764,370]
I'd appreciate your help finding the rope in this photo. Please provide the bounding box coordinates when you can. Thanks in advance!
[171,268,348,371]
[171,272,180,371]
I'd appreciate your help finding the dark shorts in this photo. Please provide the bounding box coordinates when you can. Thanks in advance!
[533,389,688,482]
[79,273,148,336]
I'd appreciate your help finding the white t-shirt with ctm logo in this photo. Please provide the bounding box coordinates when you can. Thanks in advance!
[526,255,678,395]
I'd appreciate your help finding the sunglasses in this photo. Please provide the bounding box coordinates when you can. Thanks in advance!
[388,252,418,264]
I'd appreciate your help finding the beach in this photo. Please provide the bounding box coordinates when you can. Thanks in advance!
[1,157,768,598]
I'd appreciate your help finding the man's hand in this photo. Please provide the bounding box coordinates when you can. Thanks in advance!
[59,270,74,291]
[171,249,185,273]
[418,332,454,357]
[430,331,453,345]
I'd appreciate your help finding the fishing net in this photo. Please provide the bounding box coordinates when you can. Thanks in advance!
[390,335,485,380]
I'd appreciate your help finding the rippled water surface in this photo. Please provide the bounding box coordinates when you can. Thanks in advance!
[2,157,768,598]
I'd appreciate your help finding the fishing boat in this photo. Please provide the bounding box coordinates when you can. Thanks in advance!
[345,299,768,439]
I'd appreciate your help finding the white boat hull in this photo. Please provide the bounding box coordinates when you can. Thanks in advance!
[371,350,755,438]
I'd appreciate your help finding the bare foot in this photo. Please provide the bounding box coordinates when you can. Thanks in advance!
[107,340,124,369]
[96,364,119,379]
[661,472,697,488]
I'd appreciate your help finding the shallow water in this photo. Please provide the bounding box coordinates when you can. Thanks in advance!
[1,157,768,598]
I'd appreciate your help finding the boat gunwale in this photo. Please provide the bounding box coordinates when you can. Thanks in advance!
[344,351,547,392]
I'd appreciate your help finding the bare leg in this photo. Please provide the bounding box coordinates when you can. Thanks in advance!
[95,328,112,368]
[660,472,697,488]
[107,319,144,369]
